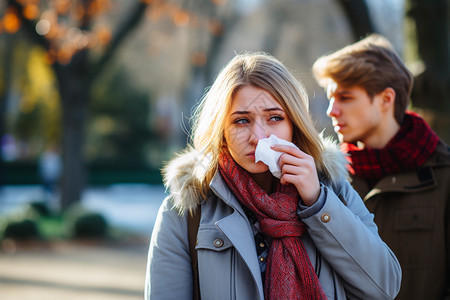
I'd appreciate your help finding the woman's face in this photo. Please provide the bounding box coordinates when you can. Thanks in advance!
[224,85,294,173]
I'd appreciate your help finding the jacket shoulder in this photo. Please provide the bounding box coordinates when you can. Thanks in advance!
[435,140,450,162]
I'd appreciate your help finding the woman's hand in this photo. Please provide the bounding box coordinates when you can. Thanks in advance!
[271,144,320,206]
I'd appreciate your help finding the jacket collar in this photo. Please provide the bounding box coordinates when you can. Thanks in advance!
[354,141,449,201]
[361,167,437,201]
[209,172,247,218]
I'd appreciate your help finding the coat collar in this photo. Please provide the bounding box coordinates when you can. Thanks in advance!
[352,141,449,202]
[358,167,437,201]
[209,172,247,218]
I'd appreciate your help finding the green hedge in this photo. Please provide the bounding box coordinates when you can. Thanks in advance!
[1,161,162,185]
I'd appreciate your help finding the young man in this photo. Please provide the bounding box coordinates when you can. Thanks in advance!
[313,34,450,300]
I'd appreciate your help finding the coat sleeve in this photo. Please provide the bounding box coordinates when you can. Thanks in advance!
[298,179,402,300]
[145,196,193,300]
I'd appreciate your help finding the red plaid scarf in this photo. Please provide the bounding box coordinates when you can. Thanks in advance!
[341,111,439,180]
[218,151,326,300]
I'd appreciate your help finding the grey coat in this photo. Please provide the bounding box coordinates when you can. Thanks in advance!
[145,146,401,300]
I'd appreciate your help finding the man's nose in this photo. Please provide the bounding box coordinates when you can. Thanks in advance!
[326,98,340,118]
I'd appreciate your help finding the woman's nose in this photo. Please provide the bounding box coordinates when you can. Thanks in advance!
[249,122,269,145]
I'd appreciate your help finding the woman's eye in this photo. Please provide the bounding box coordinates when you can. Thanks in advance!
[269,115,284,122]
[234,118,249,124]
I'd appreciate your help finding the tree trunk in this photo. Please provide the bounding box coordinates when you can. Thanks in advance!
[407,0,450,142]
[59,93,88,209]
[56,50,90,210]
[0,34,15,186]
[0,35,14,156]
[336,0,376,40]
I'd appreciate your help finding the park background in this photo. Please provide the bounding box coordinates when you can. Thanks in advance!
[0,0,449,299]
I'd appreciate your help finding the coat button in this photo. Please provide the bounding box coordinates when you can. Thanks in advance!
[321,213,331,223]
[213,238,224,248]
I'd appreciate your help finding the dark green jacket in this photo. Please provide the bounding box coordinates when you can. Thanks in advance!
[351,141,450,300]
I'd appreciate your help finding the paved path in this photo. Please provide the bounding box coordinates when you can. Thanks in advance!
[0,184,163,299]
[0,239,149,300]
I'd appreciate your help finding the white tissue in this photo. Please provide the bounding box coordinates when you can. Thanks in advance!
[255,134,298,178]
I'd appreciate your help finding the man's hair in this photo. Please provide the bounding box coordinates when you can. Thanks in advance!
[312,34,413,124]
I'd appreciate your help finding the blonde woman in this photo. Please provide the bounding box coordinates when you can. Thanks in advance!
[145,52,401,300]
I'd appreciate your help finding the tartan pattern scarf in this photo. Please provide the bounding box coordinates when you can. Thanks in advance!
[341,111,439,180]
[218,151,326,300]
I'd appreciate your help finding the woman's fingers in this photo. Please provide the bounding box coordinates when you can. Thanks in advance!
[271,143,320,206]
[271,144,306,158]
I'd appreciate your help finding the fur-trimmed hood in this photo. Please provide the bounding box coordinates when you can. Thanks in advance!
[162,137,348,215]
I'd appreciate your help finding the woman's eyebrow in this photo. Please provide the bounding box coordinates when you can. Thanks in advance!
[230,110,250,116]
[230,107,284,116]
[263,107,284,112]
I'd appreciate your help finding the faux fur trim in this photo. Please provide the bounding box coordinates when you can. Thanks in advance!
[162,146,209,215]
[320,134,350,184]
[163,138,348,214]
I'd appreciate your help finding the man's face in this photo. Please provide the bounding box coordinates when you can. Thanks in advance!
[326,84,383,145]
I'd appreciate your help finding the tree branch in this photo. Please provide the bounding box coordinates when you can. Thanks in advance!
[7,0,50,50]
[90,1,149,80]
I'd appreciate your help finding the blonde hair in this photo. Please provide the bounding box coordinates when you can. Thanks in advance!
[190,52,329,198]
[312,34,413,124]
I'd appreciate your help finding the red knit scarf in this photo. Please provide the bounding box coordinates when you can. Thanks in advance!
[341,111,439,180]
[218,151,326,300]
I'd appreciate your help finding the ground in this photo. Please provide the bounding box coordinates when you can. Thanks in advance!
[0,238,149,300]
[0,183,165,300]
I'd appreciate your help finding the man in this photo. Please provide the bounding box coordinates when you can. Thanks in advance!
[312,34,450,300]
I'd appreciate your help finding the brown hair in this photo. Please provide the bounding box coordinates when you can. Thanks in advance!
[312,34,413,124]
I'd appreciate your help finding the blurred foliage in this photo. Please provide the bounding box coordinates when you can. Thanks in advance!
[2,39,164,171]
[87,63,159,167]
[5,39,61,154]
[0,201,112,241]
[3,219,40,240]
[64,203,108,238]
[0,202,42,240]
[71,213,108,238]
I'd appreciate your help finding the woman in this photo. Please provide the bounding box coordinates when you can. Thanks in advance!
[145,52,401,299]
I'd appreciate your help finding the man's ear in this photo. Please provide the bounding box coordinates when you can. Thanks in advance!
[380,87,396,111]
